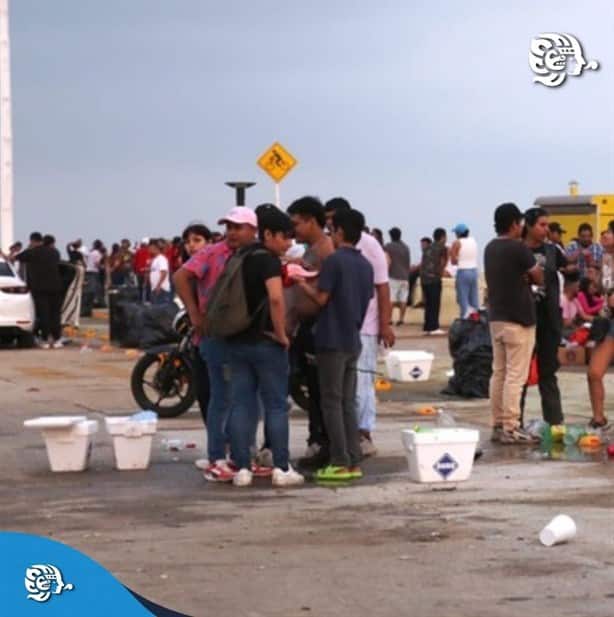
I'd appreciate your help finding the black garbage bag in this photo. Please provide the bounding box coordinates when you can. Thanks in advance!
[442,314,492,398]
[114,302,179,348]
[140,303,180,348]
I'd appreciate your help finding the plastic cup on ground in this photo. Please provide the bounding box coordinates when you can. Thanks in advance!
[539,514,577,547]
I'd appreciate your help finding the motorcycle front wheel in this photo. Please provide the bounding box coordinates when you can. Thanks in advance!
[131,352,196,418]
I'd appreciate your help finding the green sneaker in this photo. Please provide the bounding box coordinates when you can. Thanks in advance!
[315,465,352,481]
[347,466,363,479]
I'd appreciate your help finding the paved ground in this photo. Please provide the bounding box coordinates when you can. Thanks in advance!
[2,321,614,617]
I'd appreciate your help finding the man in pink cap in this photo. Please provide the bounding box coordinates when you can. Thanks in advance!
[174,206,257,482]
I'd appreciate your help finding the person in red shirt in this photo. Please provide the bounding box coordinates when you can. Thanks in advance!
[133,238,151,302]
[165,237,183,277]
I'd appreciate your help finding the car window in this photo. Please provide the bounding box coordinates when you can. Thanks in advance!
[0,262,13,276]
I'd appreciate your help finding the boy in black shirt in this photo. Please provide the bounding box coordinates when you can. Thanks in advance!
[227,205,305,488]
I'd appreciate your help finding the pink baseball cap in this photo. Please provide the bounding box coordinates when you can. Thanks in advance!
[286,263,319,280]
[218,206,258,228]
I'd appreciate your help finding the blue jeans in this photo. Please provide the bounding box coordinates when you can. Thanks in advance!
[228,340,289,470]
[199,337,230,462]
[355,334,378,432]
[456,268,479,318]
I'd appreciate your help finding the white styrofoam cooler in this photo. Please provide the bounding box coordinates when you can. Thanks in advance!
[385,350,434,382]
[401,428,480,483]
[24,416,98,472]
[105,416,157,470]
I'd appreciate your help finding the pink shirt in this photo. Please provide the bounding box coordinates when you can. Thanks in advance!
[182,241,233,314]
[561,295,579,322]
[356,232,389,336]
[577,291,604,316]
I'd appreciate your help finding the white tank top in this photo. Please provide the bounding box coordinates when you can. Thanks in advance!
[457,237,478,269]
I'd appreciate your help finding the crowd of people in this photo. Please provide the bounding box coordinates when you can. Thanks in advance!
[485,204,614,445]
[4,197,614,485]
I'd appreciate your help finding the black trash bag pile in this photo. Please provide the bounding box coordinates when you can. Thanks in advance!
[112,302,180,349]
[442,314,492,398]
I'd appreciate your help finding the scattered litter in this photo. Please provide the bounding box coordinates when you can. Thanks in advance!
[374,378,392,392]
[417,406,437,416]
[26,387,40,393]
[539,514,576,547]
[436,409,456,427]
[164,439,184,452]
[185,442,196,449]
[160,574,168,580]
[398,555,410,561]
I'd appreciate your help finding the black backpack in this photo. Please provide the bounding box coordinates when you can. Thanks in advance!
[205,245,267,338]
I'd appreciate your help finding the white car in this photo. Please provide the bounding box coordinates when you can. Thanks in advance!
[0,257,35,346]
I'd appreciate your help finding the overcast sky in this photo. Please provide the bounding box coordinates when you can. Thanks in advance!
[8,0,614,257]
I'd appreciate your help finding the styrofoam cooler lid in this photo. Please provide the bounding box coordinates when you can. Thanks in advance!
[105,416,157,436]
[386,350,434,361]
[402,428,480,445]
[24,416,87,429]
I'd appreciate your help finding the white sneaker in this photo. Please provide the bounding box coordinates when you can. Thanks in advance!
[39,342,50,350]
[428,329,446,336]
[194,458,209,470]
[303,442,321,458]
[272,465,305,487]
[233,468,253,487]
[52,340,63,349]
[360,434,378,457]
[256,447,274,468]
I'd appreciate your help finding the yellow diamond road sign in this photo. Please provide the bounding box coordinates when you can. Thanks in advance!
[257,142,297,183]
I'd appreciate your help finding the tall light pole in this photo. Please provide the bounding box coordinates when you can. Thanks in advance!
[0,0,13,250]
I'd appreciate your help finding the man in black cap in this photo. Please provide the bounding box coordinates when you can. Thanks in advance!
[547,222,566,251]
[484,203,543,444]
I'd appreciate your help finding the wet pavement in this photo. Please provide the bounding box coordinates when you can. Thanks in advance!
[2,321,614,616]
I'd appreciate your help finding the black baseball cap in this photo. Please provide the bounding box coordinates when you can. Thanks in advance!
[548,222,566,234]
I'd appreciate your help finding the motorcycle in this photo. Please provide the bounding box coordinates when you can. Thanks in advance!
[131,309,310,417]
[130,310,196,417]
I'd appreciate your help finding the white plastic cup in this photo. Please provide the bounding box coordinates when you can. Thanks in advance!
[539,515,577,547]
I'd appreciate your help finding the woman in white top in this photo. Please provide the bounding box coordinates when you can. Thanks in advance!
[450,223,479,318]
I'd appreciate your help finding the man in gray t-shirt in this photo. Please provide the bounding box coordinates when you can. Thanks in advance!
[384,227,410,326]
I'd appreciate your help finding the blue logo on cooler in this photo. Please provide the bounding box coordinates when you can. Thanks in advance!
[410,365,423,379]
[433,452,459,479]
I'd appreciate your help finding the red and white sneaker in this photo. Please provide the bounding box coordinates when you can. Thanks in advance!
[251,463,273,478]
[203,460,236,483]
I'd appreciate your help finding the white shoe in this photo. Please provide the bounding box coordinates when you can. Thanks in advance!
[428,329,446,336]
[233,468,253,487]
[256,447,274,468]
[52,340,63,349]
[194,458,209,470]
[360,435,378,457]
[303,442,321,458]
[272,465,305,487]
[39,342,50,350]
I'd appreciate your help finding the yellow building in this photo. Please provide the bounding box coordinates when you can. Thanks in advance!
[534,183,614,242]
